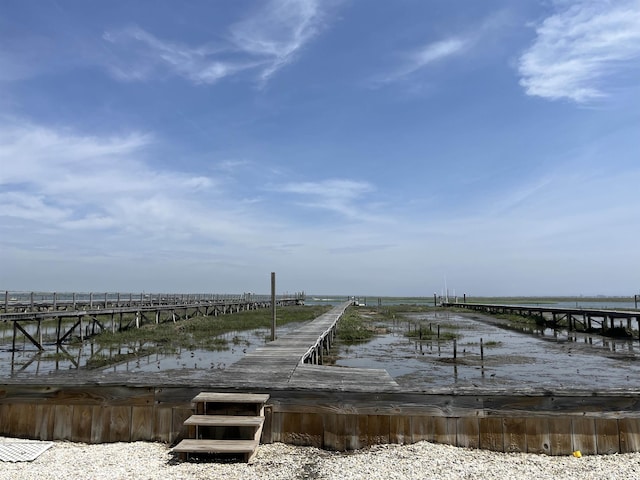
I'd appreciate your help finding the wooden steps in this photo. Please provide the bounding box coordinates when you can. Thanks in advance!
[172,392,269,463]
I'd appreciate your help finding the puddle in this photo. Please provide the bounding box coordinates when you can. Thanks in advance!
[331,311,639,390]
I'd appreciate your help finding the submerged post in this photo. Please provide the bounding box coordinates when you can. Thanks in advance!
[270,272,276,341]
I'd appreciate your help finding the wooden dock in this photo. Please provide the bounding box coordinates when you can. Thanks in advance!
[444,302,640,340]
[2,300,640,455]
[1,291,304,351]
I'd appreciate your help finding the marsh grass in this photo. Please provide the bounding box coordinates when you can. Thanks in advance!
[92,305,331,351]
[337,308,375,344]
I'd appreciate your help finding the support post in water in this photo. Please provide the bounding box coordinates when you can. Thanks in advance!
[271,272,276,341]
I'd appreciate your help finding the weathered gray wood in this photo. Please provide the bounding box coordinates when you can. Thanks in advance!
[172,438,258,453]
[571,417,596,455]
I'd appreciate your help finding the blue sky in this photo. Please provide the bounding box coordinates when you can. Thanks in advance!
[1,0,639,296]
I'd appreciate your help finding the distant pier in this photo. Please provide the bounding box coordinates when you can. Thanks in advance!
[443,302,640,340]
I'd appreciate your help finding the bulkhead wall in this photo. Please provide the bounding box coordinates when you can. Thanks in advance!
[1,384,640,455]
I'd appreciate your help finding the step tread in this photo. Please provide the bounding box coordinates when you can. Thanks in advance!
[192,392,270,404]
[184,415,264,427]
[172,439,259,454]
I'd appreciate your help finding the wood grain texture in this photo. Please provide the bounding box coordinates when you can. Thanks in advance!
[548,417,572,455]
[503,417,527,453]
[525,417,551,454]
[479,417,503,451]
[619,418,640,453]
[571,417,596,455]
[456,417,480,449]
[596,418,620,454]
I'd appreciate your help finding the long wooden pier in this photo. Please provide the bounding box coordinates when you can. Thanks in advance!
[3,300,640,455]
[443,302,640,340]
[1,291,304,351]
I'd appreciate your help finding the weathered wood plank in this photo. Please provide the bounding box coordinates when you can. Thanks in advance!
[410,415,434,443]
[323,413,345,451]
[109,406,132,442]
[456,417,479,449]
[71,404,93,443]
[596,418,619,454]
[503,417,527,453]
[91,405,111,443]
[53,404,73,440]
[433,417,456,446]
[619,418,640,453]
[390,415,411,445]
[549,417,572,455]
[131,406,154,441]
[368,415,390,445]
[299,412,323,448]
[571,417,596,455]
[153,406,174,443]
[34,404,54,440]
[479,417,503,451]
[525,417,551,454]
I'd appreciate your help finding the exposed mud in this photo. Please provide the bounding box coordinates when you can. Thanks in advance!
[330,311,640,390]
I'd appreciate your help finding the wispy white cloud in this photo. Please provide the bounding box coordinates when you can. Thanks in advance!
[0,120,260,250]
[375,37,468,85]
[102,0,328,85]
[278,179,376,218]
[229,0,324,83]
[518,0,640,102]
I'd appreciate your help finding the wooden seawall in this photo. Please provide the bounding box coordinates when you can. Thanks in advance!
[2,301,640,455]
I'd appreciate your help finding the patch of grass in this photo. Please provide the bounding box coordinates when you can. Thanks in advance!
[91,305,331,352]
[337,307,375,344]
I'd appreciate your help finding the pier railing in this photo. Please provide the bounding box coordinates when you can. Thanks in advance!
[2,290,305,314]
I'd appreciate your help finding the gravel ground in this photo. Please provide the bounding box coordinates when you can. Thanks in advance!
[2,437,640,480]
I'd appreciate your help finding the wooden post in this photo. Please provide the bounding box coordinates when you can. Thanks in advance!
[463,293,466,303]
[271,272,276,341]
[434,293,437,307]
[90,292,93,309]
[73,292,77,309]
[453,339,457,359]
[480,338,484,361]
[437,324,440,339]
[635,295,638,310]
[4,290,7,313]
[30,292,34,310]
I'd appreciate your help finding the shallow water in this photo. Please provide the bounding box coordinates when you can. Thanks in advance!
[0,322,304,378]
[332,312,639,390]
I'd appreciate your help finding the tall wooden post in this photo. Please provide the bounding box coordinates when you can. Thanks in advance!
[4,291,7,313]
[271,272,276,341]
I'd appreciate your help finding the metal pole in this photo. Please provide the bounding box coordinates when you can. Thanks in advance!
[271,272,276,341]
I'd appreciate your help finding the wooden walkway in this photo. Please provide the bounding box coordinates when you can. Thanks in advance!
[224,301,400,392]
[1,293,303,351]
[444,302,640,340]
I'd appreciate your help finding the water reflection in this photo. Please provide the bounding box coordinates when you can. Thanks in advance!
[0,322,302,377]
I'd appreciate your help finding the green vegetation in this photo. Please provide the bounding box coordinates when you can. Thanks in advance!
[92,304,331,351]
[337,307,375,344]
